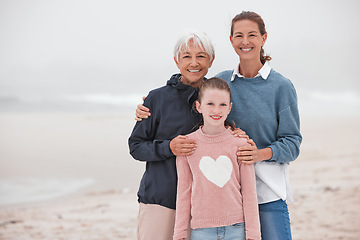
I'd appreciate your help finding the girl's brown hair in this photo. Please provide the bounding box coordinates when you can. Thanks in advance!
[231,11,272,64]
[196,77,236,130]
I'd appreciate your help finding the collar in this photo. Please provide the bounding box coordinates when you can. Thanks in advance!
[231,61,272,81]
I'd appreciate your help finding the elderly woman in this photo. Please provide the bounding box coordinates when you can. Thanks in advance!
[128,31,215,240]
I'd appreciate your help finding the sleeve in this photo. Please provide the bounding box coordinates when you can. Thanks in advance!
[173,155,192,240]
[240,162,261,240]
[269,85,302,164]
[128,93,174,162]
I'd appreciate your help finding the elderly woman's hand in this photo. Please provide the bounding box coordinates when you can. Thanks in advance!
[170,135,197,156]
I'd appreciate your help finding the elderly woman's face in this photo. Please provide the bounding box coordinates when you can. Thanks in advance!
[174,40,213,88]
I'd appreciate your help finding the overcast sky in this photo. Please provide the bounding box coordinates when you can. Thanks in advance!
[0,0,359,100]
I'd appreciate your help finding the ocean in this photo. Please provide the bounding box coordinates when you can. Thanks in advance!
[1,88,359,115]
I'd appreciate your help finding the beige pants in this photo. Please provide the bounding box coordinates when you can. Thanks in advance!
[137,203,190,240]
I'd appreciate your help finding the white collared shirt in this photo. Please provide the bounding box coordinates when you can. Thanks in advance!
[231,61,272,81]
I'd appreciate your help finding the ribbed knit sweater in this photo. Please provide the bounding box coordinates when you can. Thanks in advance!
[173,127,261,240]
[216,67,302,204]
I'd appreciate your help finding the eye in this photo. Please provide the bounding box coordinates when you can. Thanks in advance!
[220,103,227,106]
[207,102,214,106]
[234,34,243,38]
[249,33,258,37]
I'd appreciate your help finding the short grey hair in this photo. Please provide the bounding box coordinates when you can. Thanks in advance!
[173,31,215,62]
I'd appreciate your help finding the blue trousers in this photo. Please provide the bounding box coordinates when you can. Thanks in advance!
[191,222,245,240]
[259,199,292,240]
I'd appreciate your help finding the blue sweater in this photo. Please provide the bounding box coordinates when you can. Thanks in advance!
[128,74,201,209]
[216,69,302,164]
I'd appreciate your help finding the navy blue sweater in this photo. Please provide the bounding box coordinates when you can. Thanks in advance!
[128,74,201,209]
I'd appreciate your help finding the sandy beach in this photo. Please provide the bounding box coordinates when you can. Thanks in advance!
[0,113,359,239]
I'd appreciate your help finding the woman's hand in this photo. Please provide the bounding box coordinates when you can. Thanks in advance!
[232,128,249,139]
[170,135,197,156]
[135,96,151,121]
[237,139,272,164]
[135,103,150,121]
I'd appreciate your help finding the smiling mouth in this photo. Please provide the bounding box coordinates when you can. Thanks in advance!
[241,48,253,52]
[210,115,222,120]
[188,69,201,73]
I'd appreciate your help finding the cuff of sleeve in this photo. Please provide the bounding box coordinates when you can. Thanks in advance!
[173,231,187,240]
[269,145,278,162]
[246,231,261,240]
[163,139,174,157]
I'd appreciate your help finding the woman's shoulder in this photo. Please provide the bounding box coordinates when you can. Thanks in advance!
[269,69,292,83]
[145,80,178,104]
[269,69,296,90]
[146,74,181,96]
[144,86,166,105]
[215,70,233,81]
[147,82,172,95]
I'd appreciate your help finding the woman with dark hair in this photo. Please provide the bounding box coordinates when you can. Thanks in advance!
[216,11,302,240]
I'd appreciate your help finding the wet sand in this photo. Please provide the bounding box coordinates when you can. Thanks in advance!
[0,113,359,239]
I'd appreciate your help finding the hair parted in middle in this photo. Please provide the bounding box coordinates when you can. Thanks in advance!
[196,77,236,130]
[173,31,215,63]
[231,11,272,64]
[198,77,231,104]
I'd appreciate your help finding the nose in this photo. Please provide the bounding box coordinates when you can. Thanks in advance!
[242,36,250,45]
[190,57,199,66]
[213,105,221,114]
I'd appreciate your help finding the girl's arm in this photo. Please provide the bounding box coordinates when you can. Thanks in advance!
[240,162,261,240]
[173,155,192,240]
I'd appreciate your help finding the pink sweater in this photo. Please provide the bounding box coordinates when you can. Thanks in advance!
[173,127,261,240]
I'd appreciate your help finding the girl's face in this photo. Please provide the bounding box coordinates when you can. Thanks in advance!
[230,20,267,62]
[174,40,214,89]
[196,88,232,133]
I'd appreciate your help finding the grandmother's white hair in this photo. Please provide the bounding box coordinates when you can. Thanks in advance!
[173,31,215,62]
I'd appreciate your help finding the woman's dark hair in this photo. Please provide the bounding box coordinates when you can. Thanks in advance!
[195,77,236,130]
[231,11,272,64]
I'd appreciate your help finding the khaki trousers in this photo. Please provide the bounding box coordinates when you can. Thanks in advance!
[137,203,190,240]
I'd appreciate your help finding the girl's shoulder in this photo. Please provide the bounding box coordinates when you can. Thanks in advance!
[186,130,198,139]
[232,135,250,148]
[223,129,250,148]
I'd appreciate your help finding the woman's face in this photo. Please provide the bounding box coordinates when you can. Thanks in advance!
[230,20,267,62]
[174,40,214,88]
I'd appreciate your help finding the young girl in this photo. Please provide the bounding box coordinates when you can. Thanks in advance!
[173,77,261,240]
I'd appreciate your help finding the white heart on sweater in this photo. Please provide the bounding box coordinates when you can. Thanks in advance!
[199,155,233,188]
